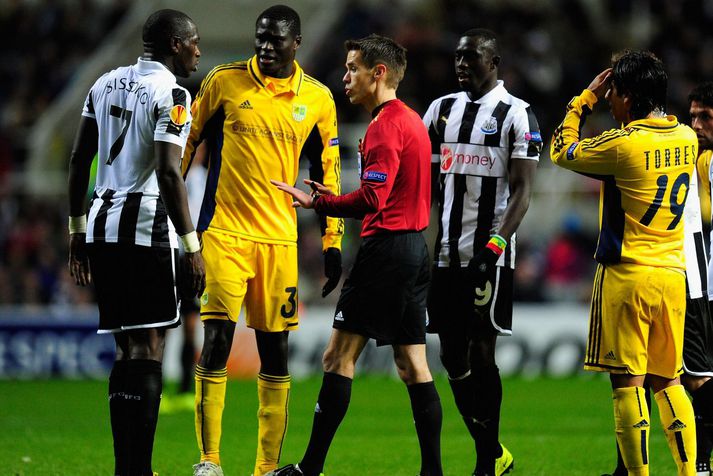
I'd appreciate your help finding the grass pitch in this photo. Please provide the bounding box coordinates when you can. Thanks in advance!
[1,375,679,475]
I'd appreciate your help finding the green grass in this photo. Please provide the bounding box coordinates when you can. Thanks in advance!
[0,375,682,475]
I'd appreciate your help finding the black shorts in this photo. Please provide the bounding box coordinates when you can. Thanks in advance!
[683,296,713,376]
[333,231,430,346]
[427,265,514,336]
[87,242,181,334]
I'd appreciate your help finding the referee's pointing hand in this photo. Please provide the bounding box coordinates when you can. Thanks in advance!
[270,179,334,209]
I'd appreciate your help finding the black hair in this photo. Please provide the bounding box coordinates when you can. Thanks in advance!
[689,81,713,108]
[344,34,407,88]
[461,28,499,57]
[611,50,667,120]
[143,9,194,55]
[257,5,301,37]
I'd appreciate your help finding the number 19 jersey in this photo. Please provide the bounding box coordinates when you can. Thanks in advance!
[81,57,192,249]
[551,89,697,268]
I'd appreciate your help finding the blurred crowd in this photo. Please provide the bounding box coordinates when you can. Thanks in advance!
[2,0,713,306]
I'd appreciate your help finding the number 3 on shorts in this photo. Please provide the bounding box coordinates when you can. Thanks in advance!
[281,286,297,318]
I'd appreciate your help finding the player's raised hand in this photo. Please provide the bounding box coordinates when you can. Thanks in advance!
[68,233,91,286]
[586,67,613,100]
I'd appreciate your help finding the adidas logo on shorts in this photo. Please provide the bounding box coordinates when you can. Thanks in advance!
[334,311,344,321]
[239,100,253,109]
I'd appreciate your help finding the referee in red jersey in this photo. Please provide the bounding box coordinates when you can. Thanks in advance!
[269,34,443,476]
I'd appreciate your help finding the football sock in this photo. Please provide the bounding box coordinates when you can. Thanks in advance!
[195,365,227,466]
[613,386,649,476]
[407,381,443,476]
[691,379,713,465]
[612,388,651,476]
[254,373,291,476]
[109,360,129,476]
[179,335,196,394]
[125,359,163,476]
[655,385,697,476]
[470,364,503,473]
[299,372,352,476]
[448,372,479,444]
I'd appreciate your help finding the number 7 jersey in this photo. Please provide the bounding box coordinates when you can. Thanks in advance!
[551,89,697,268]
[81,58,192,249]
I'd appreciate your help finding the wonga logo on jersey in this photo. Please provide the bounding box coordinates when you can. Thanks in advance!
[441,145,454,171]
[169,105,188,126]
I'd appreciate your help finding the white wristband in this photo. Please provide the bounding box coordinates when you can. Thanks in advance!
[68,215,87,234]
[180,231,201,253]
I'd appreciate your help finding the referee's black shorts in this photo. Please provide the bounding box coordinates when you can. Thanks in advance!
[683,295,713,377]
[87,242,181,334]
[333,231,430,346]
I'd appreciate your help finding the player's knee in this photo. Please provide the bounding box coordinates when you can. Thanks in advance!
[439,351,469,377]
[198,330,232,368]
[321,347,352,375]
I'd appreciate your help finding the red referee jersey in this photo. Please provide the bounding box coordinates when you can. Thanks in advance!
[315,99,431,236]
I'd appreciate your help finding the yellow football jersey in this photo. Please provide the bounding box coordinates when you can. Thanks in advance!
[182,56,343,250]
[551,89,697,268]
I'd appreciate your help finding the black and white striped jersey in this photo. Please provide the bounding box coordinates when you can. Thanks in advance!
[685,164,709,299]
[81,58,192,248]
[423,81,541,268]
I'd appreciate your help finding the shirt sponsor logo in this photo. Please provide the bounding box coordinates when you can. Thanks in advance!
[480,117,498,135]
[525,131,542,142]
[567,142,579,160]
[440,144,496,170]
[329,137,339,147]
[292,104,307,122]
[441,145,454,171]
[363,171,387,182]
[169,105,188,126]
[232,121,302,144]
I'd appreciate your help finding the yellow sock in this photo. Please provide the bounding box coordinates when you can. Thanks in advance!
[254,373,291,476]
[654,385,697,476]
[195,365,227,466]
[613,386,650,476]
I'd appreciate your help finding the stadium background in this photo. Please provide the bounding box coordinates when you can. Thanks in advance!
[3,0,710,379]
[2,1,711,474]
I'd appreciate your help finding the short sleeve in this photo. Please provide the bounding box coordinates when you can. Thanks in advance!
[154,86,192,149]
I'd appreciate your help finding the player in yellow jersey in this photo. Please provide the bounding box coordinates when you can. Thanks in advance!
[551,50,698,476]
[182,6,343,476]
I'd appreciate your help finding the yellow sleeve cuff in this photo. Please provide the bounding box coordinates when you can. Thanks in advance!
[322,233,342,251]
[580,89,599,107]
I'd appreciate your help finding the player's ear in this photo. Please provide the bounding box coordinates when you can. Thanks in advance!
[170,35,183,55]
[491,55,501,69]
[293,34,302,50]
[374,64,387,82]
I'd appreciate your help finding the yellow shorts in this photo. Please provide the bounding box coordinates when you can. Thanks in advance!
[584,262,685,378]
[199,230,299,332]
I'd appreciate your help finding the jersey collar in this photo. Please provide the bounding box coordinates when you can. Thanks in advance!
[627,115,679,131]
[247,55,304,96]
[135,57,174,77]
[467,79,505,103]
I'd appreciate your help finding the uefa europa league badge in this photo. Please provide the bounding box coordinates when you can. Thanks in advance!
[292,104,307,122]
